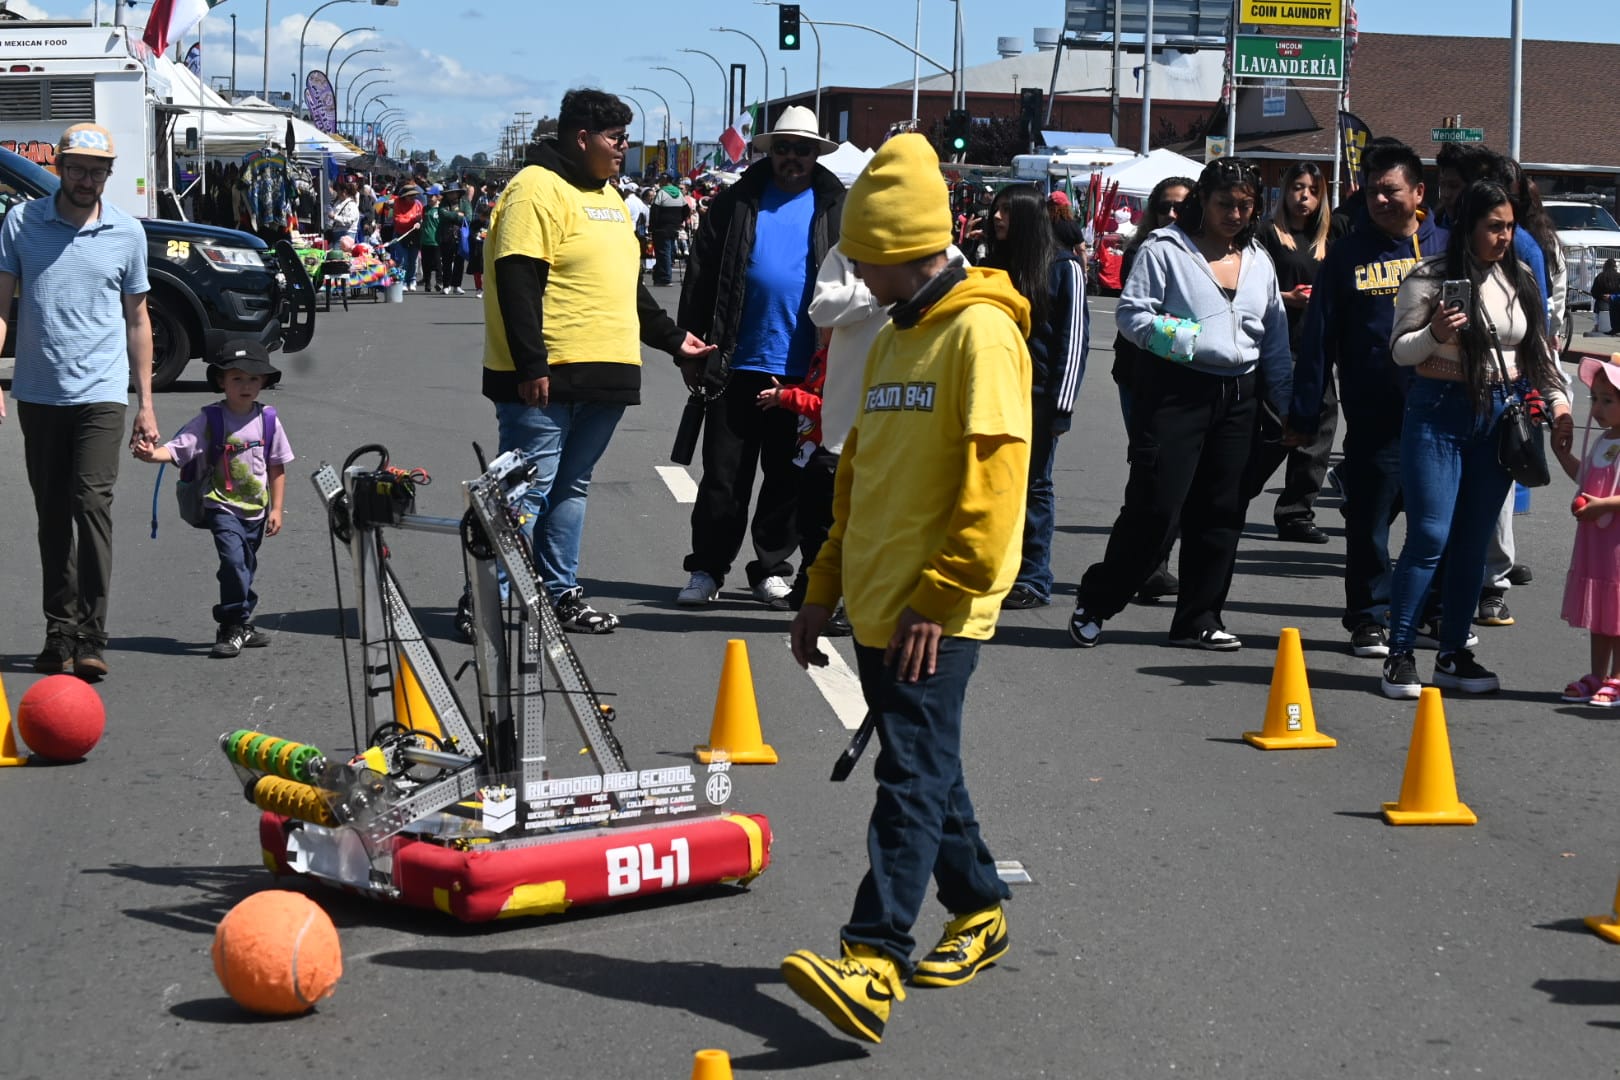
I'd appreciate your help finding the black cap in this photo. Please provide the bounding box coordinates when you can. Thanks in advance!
[207,339,282,390]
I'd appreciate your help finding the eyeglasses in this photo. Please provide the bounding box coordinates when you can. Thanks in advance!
[771,140,817,158]
[591,130,630,148]
[62,164,111,182]
[1155,200,1184,216]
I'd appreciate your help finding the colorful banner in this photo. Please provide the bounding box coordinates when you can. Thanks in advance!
[1338,111,1371,192]
[183,42,201,78]
[1240,1,1341,28]
[304,70,337,135]
[1235,34,1344,81]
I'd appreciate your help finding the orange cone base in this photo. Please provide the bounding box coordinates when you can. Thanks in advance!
[695,743,778,765]
[1583,915,1620,944]
[1242,729,1337,750]
[1381,799,1477,826]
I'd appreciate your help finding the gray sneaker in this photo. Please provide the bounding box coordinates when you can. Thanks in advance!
[677,571,721,607]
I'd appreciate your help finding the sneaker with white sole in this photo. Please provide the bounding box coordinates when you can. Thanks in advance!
[1068,603,1103,647]
[1169,628,1242,651]
[1381,651,1422,699]
[751,575,793,610]
[1413,618,1478,650]
[1350,622,1390,658]
[676,571,721,607]
[1433,648,1499,694]
[781,943,907,1044]
[553,586,618,634]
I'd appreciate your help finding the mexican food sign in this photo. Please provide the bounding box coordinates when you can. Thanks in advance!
[1234,34,1344,82]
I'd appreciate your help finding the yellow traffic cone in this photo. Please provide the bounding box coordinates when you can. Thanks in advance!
[695,639,778,764]
[1583,874,1620,944]
[1382,687,1477,825]
[0,671,28,767]
[1243,627,1337,750]
[690,1049,733,1080]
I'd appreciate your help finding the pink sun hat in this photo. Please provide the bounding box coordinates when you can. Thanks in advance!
[1578,353,1620,390]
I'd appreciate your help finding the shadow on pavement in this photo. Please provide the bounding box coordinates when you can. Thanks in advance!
[86,862,272,935]
[1533,917,1601,936]
[169,996,307,1024]
[1533,977,1620,1007]
[103,635,209,658]
[370,947,866,1071]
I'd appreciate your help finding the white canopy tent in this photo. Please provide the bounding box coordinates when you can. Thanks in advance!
[1096,148,1205,198]
[819,141,875,188]
[150,55,280,158]
[231,96,361,163]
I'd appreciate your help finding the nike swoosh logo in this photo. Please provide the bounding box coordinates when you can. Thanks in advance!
[865,978,893,1002]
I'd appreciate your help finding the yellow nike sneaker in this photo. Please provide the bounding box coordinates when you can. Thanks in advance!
[781,942,907,1043]
[910,904,1008,988]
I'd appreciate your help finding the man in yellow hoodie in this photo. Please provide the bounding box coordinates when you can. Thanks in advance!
[782,133,1032,1044]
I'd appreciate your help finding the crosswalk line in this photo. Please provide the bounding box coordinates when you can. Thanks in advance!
[786,634,866,730]
[655,465,698,503]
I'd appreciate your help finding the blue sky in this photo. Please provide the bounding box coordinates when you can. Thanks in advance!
[11,0,1613,161]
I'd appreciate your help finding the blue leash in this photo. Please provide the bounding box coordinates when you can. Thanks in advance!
[150,463,165,540]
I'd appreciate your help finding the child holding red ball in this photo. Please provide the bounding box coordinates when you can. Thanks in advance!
[1556,354,1620,704]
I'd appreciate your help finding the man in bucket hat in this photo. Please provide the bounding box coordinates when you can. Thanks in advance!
[675,105,844,611]
[0,122,157,679]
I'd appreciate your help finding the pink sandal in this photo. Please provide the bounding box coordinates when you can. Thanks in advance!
[1563,673,1604,703]
[1591,678,1620,708]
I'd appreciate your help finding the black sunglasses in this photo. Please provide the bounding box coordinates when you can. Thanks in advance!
[771,140,817,158]
[1154,200,1184,216]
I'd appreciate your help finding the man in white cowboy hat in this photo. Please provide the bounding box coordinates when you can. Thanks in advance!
[0,122,158,680]
[675,105,845,610]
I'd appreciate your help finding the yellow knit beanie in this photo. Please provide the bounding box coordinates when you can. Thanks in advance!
[839,133,952,266]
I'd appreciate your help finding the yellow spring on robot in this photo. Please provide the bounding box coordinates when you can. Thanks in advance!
[222,729,325,784]
[252,775,338,827]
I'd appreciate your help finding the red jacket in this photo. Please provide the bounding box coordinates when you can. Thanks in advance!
[777,345,826,454]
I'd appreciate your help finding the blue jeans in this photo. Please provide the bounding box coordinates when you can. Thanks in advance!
[1388,379,1512,654]
[842,638,1010,973]
[209,508,265,626]
[1338,379,1405,630]
[494,400,626,598]
[1014,402,1069,600]
[653,236,676,285]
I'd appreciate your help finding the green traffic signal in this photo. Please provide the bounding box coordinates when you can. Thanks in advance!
[784,33,797,46]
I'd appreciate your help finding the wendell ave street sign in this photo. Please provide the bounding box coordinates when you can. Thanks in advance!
[1234,34,1344,81]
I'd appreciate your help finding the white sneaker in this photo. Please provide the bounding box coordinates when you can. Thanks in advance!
[453,286,466,295]
[407,283,417,292]
[677,571,721,607]
[751,575,793,611]
[476,290,483,298]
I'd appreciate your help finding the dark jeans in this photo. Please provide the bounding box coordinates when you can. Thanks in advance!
[209,507,266,626]
[440,240,464,289]
[1242,370,1339,525]
[1077,361,1257,638]
[790,446,839,600]
[842,638,1009,972]
[1014,401,1069,600]
[1337,379,1405,630]
[18,401,125,646]
[685,370,802,587]
[653,234,677,285]
[420,243,441,290]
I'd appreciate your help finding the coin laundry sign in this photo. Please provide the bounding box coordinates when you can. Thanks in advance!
[1241,0,1341,28]
[1235,34,1345,81]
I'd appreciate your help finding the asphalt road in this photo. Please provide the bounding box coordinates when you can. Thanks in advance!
[2,283,1619,1080]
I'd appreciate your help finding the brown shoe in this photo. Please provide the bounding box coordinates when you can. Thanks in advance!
[33,633,75,674]
[72,640,108,680]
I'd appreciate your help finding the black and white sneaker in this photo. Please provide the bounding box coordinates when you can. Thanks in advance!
[1169,628,1242,651]
[1433,649,1499,694]
[1381,651,1422,699]
[1068,603,1103,648]
[212,624,249,659]
[241,624,272,648]
[553,587,619,634]
[1350,622,1390,658]
[1413,618,1478,650]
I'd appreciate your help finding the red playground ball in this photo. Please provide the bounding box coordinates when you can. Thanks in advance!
[17,674,105,761]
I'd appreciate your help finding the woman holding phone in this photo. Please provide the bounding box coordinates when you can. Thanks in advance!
[1380,179,1574,699]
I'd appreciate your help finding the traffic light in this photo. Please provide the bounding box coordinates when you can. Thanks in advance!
[779,4,801,50]
[945,109,971,155]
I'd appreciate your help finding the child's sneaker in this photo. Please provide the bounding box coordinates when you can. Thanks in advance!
[242,625,271,648]
[553,587,618,634]
[781,943,906,1044]
[911,904,1009,988]
[212,624,249,658]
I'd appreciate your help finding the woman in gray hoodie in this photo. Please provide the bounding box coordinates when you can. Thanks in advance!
[1069,158,1292,651]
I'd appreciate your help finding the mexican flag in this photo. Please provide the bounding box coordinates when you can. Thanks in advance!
[142,0,224,58]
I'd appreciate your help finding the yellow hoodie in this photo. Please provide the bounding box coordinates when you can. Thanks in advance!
[805,265,1033,647]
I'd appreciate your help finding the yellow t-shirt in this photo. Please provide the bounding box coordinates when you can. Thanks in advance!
[481,164,641,371]
[813,268,1032,646]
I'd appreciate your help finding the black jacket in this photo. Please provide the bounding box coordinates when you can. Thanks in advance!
[678,157,844,373]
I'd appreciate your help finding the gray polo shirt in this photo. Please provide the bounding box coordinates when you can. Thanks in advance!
[0,194,149,406]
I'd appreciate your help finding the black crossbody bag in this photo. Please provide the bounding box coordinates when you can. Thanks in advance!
[1486,313,1551,488]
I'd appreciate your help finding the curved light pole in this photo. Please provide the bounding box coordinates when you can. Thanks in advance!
[628,85,672,144]
[340,60,386,123]
[617,91,651,168]
[324,24,374,76]
[298,0,363,114]
[351,82,391,136]
[361,96,394,129]
[713,26,768,123]
[653,65,696,150]
[350,76,390,120]
[680,48,729,128]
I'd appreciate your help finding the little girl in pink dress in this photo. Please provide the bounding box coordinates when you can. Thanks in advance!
[1559,355,1620,704]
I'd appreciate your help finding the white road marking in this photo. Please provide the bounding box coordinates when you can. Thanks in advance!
[788,635,866,730]
[655,465,698,503]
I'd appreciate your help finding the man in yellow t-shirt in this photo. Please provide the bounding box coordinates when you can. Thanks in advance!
[781,134,1033,1045]
[478,88,713,635]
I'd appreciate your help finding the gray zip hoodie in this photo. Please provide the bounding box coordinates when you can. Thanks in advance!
[1117,223,1293,411]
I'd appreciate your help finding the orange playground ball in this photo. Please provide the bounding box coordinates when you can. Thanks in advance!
[212,891,342,1015]
[17,674,105,761]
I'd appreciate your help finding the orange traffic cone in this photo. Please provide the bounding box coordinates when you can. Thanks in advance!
[1583,874,1620,944]
[690,1049,734,1080]
[1243,627,1336,750]
[0,671,27,767]
[1382,687,1477,825]
[695,640,778,764]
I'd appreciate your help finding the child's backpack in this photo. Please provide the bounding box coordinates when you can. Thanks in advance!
[161,403,278,531]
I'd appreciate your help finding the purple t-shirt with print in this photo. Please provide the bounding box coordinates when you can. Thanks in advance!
[164,403,294,520]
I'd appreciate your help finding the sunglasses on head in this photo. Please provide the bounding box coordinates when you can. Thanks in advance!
[771,140,817,158]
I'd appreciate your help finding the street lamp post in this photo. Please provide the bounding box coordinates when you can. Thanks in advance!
[230,13,237,98]
[361,96,393,129]
[653,65,696,151]
[628,85,672,144]
[618,91,651,174]
[713,26,769,126]
[324,24,375,76]
[680,48,730,130]
[337,57,384,121]
[350,75,390,120]
[350,84,391,138]
[298,0,363,114]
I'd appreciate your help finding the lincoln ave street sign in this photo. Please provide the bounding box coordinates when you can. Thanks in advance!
[1234,34,1345,81]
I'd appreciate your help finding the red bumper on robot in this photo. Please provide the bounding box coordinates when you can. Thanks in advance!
[260,812,771,922]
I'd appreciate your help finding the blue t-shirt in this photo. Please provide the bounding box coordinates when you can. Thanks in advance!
[0,195,149,406]
[732,183,817,378]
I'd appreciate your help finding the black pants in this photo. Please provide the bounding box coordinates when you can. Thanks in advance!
[18,401,125,646]
[1077,362,1258,639]
[789,446,839,602]
[440,240,464,289]
[1241,367,1339,524]
[685,370,803,587]
[420,243,441,290]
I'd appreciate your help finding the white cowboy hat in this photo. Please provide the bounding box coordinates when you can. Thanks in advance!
[752,105,838,155]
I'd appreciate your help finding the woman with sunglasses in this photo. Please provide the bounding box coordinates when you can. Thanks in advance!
[1069,158,1292,651]
[981,185,1089,610]
[1244,161,1342,543]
